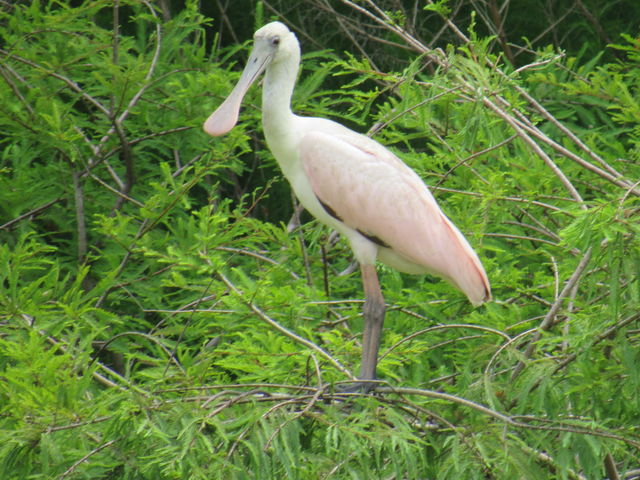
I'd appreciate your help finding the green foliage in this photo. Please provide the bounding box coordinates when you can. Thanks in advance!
[1,1,639,479]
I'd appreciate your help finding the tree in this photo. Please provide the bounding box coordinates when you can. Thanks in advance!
[1,1,638,478]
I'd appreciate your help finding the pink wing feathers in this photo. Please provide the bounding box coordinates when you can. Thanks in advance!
[300,130,490,305]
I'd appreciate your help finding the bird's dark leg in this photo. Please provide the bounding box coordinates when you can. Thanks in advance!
[359,263,386,382]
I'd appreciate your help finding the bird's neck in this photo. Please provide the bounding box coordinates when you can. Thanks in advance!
[262,56,298,145]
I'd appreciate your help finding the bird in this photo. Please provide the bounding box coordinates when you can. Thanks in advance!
[203,21,490,384]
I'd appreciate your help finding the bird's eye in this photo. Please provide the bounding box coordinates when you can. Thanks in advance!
[271,36,280,47]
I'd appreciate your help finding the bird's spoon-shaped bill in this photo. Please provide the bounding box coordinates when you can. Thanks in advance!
[203,50,272,137]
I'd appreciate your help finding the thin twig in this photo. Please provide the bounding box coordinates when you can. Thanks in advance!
[0,49,110,116]
[58,440,117,479]
[376,386,640,449]
[604,452,621,480]
[481,96,585,205]
[510,247,593,381]
[217,271,356,380]
[72,170,87,263]
[19,314,143,393]
[380,323,511,361]
[0,198,61,230]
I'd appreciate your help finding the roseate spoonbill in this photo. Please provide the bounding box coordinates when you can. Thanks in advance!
[204,22,490,383]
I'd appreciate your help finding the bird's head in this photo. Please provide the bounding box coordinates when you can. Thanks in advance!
[253,21,299,67]
[203,21,299,137]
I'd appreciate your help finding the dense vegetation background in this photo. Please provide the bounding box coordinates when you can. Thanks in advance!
[1,0,639,478]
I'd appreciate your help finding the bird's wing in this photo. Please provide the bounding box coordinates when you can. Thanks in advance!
[300,130,490,304]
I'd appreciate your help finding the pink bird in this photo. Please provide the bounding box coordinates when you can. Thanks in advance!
[204,22,490,383]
